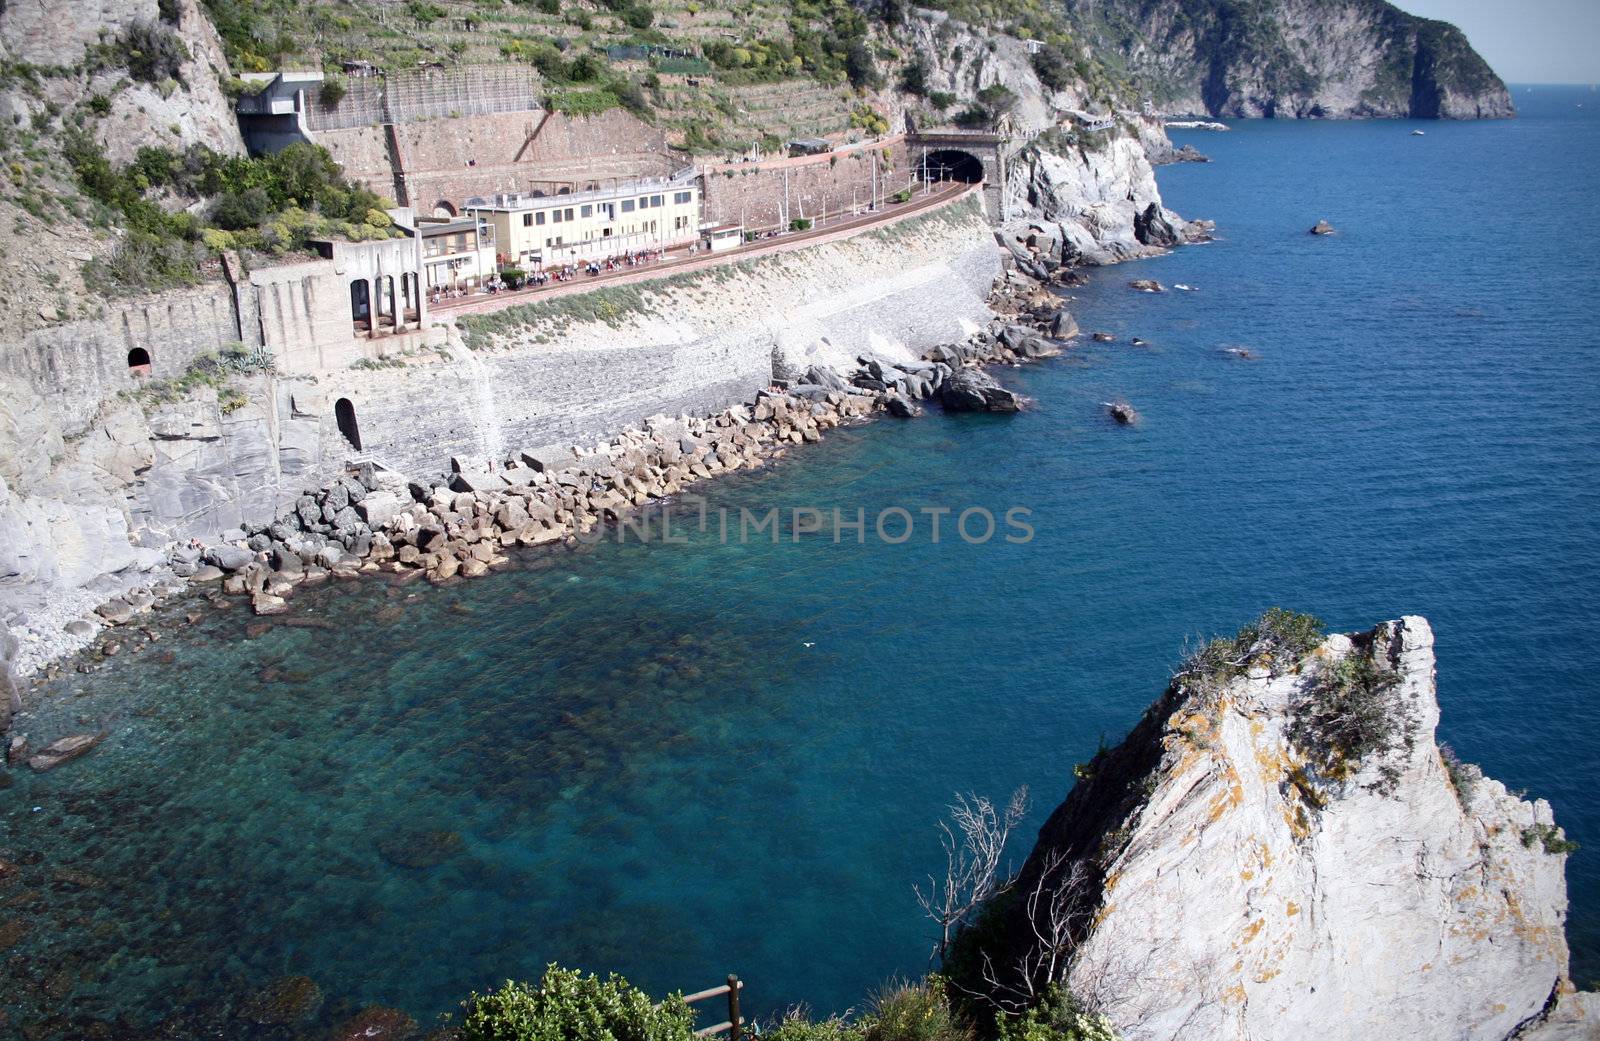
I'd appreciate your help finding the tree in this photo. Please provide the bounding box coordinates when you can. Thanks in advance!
[1031,45,1072,93]
[901,58,929,97]
[845,38,880,90]
[915,787,1029,960]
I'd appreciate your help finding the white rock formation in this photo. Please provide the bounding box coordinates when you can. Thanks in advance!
[973,617,1594,1041]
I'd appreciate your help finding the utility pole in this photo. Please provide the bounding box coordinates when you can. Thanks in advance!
[782,167,790,230]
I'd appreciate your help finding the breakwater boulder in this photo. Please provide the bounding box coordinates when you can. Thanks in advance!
[953,615,1593,1040]
[940,369,1022,413]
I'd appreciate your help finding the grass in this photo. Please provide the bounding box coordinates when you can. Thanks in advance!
[125,343,273,414]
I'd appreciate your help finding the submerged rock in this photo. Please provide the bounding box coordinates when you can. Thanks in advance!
[28,731,107,772]
[1310,219,1337,235]
[329,1006,418,1041]
[958,616,1592,1041]
[1128,279,1165,293]
[239,974,323,1025]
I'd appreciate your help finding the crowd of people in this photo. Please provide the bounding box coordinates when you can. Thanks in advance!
[429,247,676,306]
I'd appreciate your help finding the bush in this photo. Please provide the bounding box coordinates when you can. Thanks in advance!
[623,3,654,29]
[1030,46,1072,93]
[893,188,912,203]
[995,986,1118,1041]
[790,217,813,232]
[1290,650,1414,792]
[1440,743,1482,805]
[122,20,189,84]
[1521,823,1580,856]
[928,91,956,110]
[460,966,696,1041]
[320,76,347,107]
[860,979,970,1041]
[766,1012,865,1041]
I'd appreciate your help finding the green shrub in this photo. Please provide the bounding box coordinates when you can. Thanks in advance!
[995,986,1118,1041]
[790,217,813,232]
[1521,823,1580,856]
[893,188,912,203]
[765,1011,865,1041]
[1290,649,1413,792]
[928,91,956,110]
[122,20,189,84]
[1030,46,1072,93]
[1440,743,1482,805]
[860,979,970,1041]
[460,966,696,1041]
[548,88,621,116]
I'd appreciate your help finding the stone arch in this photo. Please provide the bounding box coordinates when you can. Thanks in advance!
[432,199,458,218]
[918,149,985,184]
[127,347,152,376]
[335,397,362,451]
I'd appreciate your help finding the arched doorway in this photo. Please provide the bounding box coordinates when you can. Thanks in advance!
[350,280,371,333]
[433,199,458,218]
[335,398,362,451]
[127,347,152,377]
[917,149,985,184]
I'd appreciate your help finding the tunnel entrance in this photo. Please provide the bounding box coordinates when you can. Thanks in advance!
[127,347,152,377]
[335,397,362,452]
[917,149,985,184]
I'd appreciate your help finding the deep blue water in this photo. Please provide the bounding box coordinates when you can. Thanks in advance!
[3,84,1597,1034]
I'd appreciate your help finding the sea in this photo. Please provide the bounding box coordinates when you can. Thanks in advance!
[2,84,1596,1035]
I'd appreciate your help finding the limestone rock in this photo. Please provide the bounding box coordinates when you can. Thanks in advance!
[966,617,1585,1041]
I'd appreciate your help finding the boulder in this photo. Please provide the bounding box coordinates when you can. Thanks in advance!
[28,731,108,772]
[1049,311,1081,339]
[1310,219,1337,235]
[939,369,1022,413]
[251,593,289,616]
[885,394,921,419]
[205,544,256,572]
[356,490,406,529]
[1134,201,1182,247]
[450,470,505,494]
[1128,278,1165,293]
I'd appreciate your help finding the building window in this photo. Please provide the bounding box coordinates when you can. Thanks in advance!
[534,212,545,226]
[581,204,592,217]
[621,199,635,212]
[522,213,533,227]
[552,209,563,224]
[674,191,691,205]
[565,208,574,220]
[651,195,663,207]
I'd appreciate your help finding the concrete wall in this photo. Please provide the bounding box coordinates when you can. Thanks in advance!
[0,283,243,432]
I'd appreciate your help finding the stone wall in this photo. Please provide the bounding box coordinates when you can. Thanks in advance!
[0,282,244,432]
[315,109,673,213]
[322,195,997,474]
[699,140,913,231]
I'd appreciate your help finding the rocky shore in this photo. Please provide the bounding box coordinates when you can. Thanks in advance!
[14,262,1084,695]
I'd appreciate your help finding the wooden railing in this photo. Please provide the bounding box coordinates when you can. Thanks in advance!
[674,975,745,1040]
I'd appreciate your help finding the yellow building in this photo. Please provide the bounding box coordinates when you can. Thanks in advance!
[466,171,701,270]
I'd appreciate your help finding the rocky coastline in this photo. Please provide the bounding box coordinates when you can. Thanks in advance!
[6,257,1093,704]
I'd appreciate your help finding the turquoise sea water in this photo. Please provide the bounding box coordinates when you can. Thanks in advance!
[3,85,1598,1035]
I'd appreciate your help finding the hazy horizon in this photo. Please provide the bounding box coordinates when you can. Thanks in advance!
[1396,0,1600,86]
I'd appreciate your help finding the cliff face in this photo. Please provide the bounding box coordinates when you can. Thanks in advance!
[960,616,1592,1040]
[1085,0,1513,119]
[898,11,1205,264]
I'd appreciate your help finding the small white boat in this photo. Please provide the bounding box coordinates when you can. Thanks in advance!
[1411,129,1426,136]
